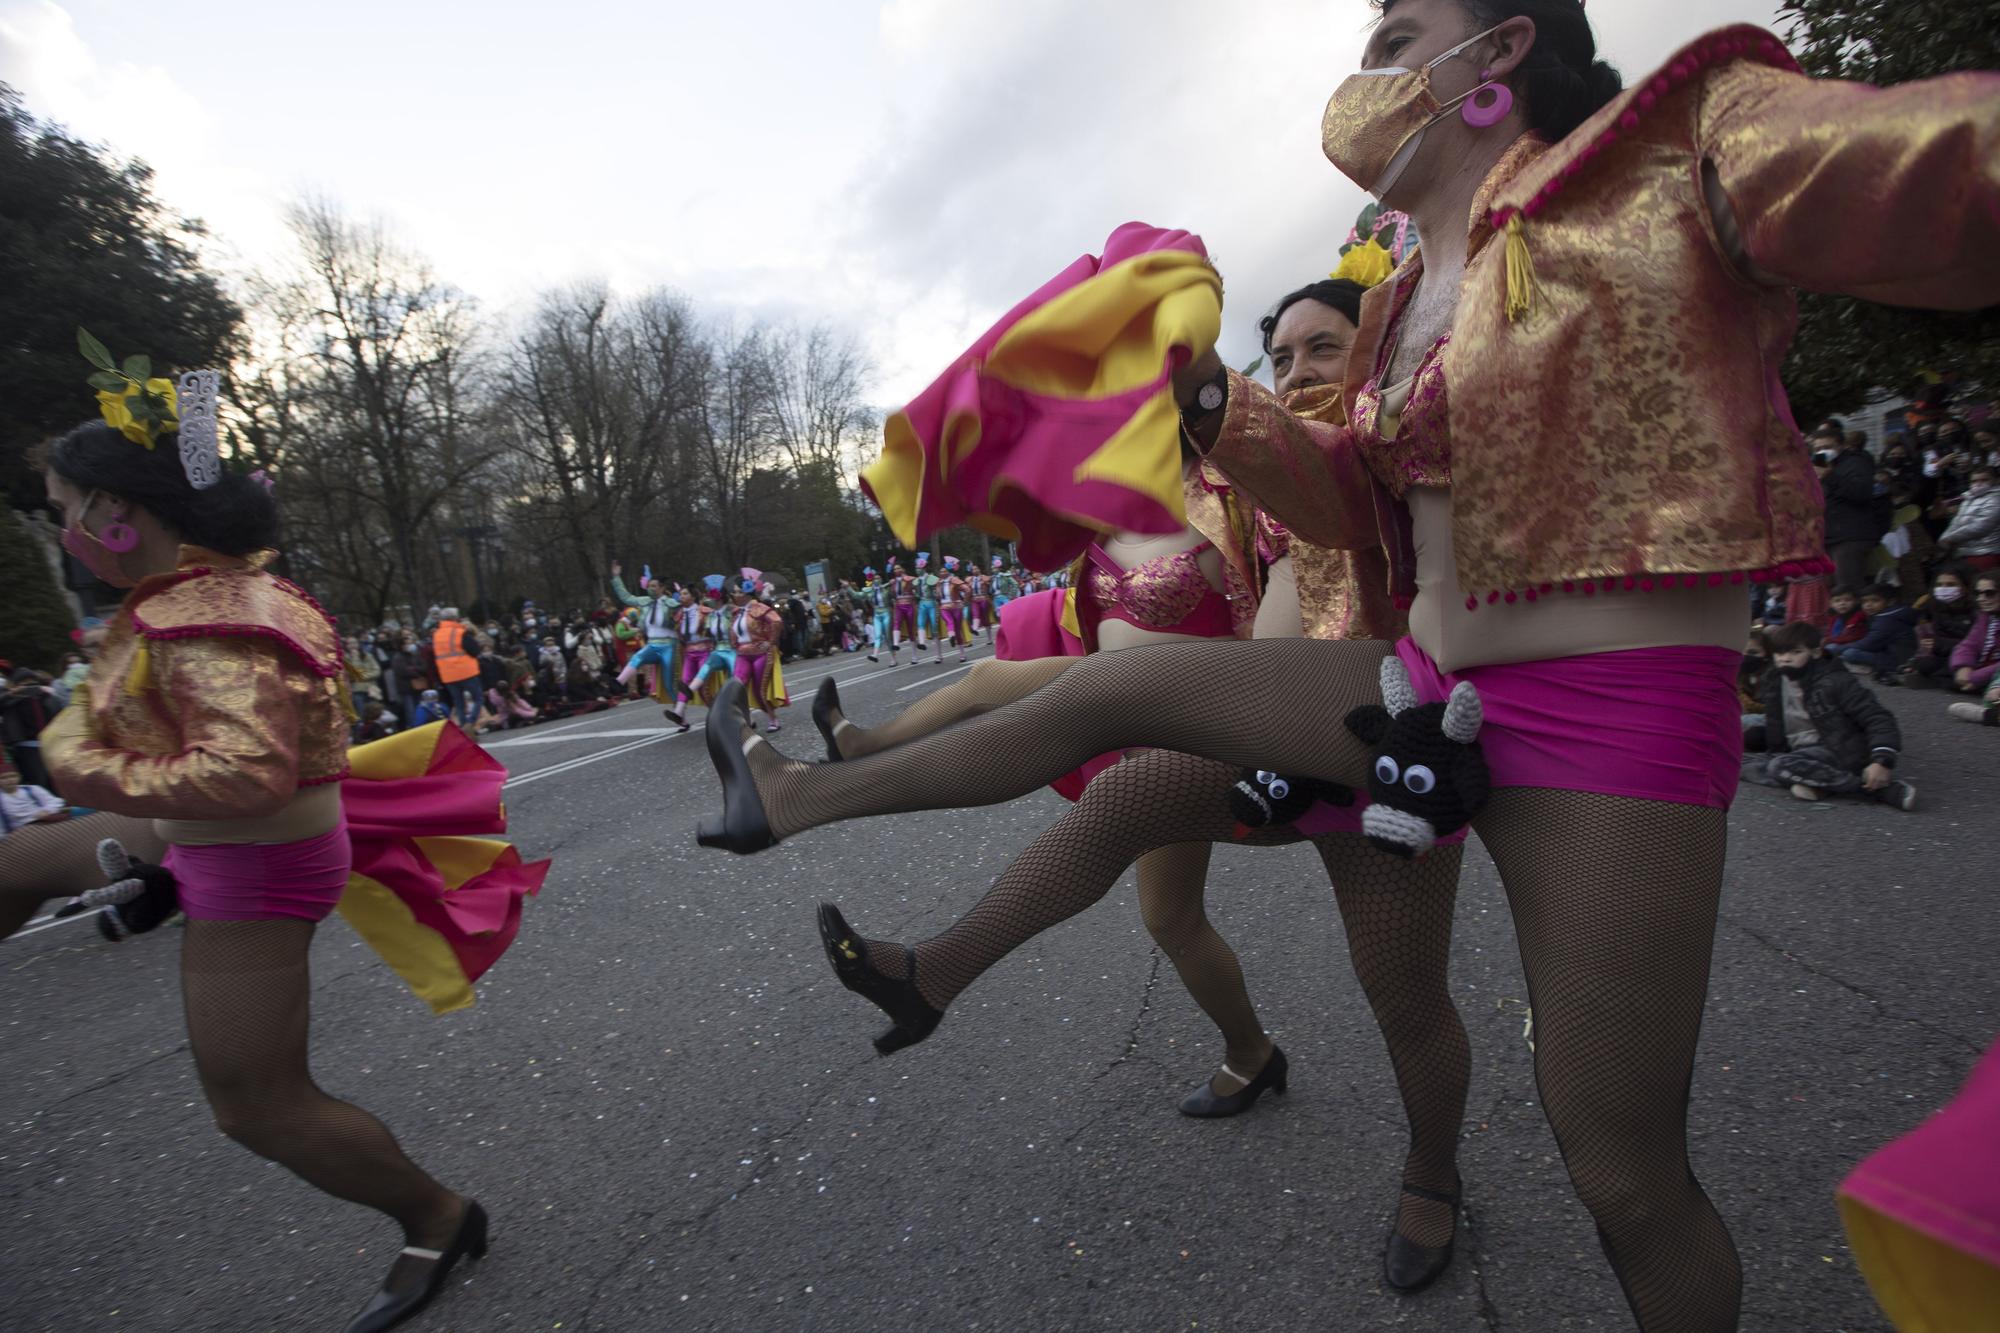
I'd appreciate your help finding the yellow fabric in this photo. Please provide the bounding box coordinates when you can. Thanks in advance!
[337,874,478,1015]
[866,246,1222,552]
[1059,585,1083,644]
[344,721,442,781]
[1840,1195,2000,1333]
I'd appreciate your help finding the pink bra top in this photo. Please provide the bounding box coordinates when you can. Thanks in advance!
[1351,329,1454,500]
[1083,540,1234,637]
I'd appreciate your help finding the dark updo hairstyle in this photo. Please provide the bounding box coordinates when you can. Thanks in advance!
[1379,0,1622,143]
[1259,279,1369,355]
[43,420,279,556]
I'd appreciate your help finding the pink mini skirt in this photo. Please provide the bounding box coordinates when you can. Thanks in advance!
[1299,637,1742,836]
[166,818,353,922]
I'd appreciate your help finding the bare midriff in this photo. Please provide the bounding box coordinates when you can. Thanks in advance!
[156,780,343,847]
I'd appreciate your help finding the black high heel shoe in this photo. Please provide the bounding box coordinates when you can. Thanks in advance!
[344,1199,489,1333]
[1383,1175,1461,1293]
[695,682,778,854]
[1177,1046,1288,1118]
[817,901,943,1054]
[812,677,846,762]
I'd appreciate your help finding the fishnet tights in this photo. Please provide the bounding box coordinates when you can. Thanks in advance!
[828,657,1075,759]
[747,638,1391,837]
[181,919,463,1272]
[0,812,165,940]
[1475,789,1741,1333]
[745,635,1740,1329]
[839,742,1469,1251]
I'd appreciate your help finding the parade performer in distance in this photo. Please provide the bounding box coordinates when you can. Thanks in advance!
[935,557,972,663]
[862,568,902,665]
[914,553,942,647]
[696,10,2000,1326]
[658,580,719,731]
[967,563,995,637]
[39,338,547,1333]
[889,560,922,657]
[609,560,681,702]
[991,561,1022,630]
[728,572,789,732]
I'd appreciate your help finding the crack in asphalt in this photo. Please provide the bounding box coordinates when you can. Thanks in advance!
[571,1049,876,1330]
[1723,915,1983,1056]
[1460,1197,1505,1332]
[38,1041,190,1112]
[1060,951,1166,1147]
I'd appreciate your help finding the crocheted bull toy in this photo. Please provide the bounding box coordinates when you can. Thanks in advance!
[51,838,180,941]
[1227,768,1351,837]
[1345,656,1491,859]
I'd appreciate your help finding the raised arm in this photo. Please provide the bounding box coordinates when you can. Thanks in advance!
[1183,366,1379,551]
[1700,61,2000,309]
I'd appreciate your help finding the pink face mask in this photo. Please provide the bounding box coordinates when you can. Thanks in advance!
[60,492,141,588]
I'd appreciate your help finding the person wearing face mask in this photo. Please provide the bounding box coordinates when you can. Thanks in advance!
[1902,566,1978,688]
[696,3,2000,1325]
[1937,463,2000,571]
[35,359,549,1331]
[1743,621,1914,809]
[1947,575,2000,697]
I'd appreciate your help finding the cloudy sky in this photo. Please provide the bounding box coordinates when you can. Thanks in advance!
[2,0,1782,404]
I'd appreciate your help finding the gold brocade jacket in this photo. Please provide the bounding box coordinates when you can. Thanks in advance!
[1212,26,2000,605]
[41,548,351,821]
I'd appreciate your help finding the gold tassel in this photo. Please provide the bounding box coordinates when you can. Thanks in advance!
[124,642,151,697]
[1504,215,1539,323]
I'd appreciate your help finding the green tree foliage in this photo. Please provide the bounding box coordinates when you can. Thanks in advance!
[0,85,243,507]
[1777,1,2000,426]
[0,508,76,672]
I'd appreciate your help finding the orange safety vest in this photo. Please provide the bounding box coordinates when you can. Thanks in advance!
[432,621,478,683]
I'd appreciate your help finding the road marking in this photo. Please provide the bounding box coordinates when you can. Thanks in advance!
[486,727,678,749]
[897,661,976,690]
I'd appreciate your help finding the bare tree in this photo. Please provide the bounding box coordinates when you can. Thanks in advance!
[763,324,871,482]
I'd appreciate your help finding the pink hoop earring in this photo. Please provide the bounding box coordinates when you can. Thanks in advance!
[1462,71,1513,128]
[100,507,140,553]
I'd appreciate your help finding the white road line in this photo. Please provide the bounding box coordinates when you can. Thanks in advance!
[896,661,976,690]
[486,727,678,749]
[10,911,93,940]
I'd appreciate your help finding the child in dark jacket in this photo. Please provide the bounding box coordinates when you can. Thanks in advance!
[1744,621,1916,809]
[1825,586,1869,647]
[1836,584,1919,678]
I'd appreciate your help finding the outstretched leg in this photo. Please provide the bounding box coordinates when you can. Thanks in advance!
[713,638,1389,845]
[819,657,1076,759]
[1475,790,1740,1333]
[0,813,166,940]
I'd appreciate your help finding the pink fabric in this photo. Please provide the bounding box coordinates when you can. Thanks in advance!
[993,590,1118,801]
[342,724,546,988]
[734,650,777,710]
[1841,1037,2000,1271]
[869,223,1210,571]
[1082,542,1234,638]
[1396,637,1743,808]
[167,818,352,922]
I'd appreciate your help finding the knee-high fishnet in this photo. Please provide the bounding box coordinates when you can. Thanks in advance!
[745,638,1390,838]
[0,812,165,940]
[1476,789,1741,1333]
[827,657,1075,759]
[1315,833,1468,1249]
[180,918,463,1279]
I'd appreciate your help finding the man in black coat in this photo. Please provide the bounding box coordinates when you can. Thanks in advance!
[1743,621,1915,808]
[1816,422,1884,591]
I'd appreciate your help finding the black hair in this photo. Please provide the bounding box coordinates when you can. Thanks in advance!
[42,420,279,556]
[1862,583,1898,602]
[1259,279,1369,355]
[1769,621,1823,653]
[1829,584,1860,600]
[1377,0,1621,142]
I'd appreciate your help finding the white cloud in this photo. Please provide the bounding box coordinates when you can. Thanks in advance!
[3,0,1785,404]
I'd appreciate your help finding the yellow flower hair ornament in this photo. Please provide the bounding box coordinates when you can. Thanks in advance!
[79,328,178,448]
[1333,237,1396,288]
[78,327,224,489]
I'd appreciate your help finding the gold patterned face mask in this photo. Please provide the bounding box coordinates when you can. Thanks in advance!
[1321,23,1501,198]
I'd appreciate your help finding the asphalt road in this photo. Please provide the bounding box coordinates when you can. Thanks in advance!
[3,643,1995,1333]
